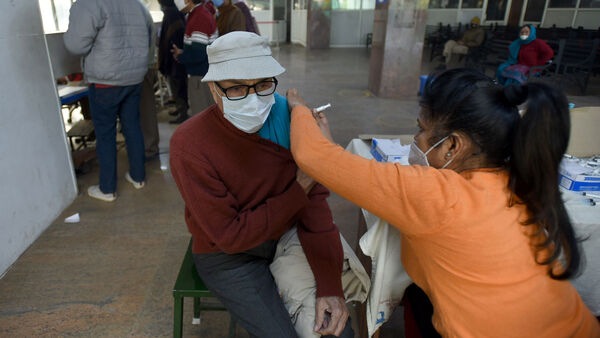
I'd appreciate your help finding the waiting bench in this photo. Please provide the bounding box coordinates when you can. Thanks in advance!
[173,238,236,338]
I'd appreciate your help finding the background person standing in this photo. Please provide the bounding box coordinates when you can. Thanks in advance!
[158,0,190,124]
[64,0,153,202]
[171,0,218,118]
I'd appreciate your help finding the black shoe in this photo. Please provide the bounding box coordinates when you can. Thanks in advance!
[169,114,188,124]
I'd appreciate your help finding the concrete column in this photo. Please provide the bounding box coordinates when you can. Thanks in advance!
[368,0,428,98]
[307,0,331,49]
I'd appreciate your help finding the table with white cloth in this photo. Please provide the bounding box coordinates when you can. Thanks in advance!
[346,138,600,338]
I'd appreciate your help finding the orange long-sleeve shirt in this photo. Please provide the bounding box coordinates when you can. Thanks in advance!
[290,106,600,337]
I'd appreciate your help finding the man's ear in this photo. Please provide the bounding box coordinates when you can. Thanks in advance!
[208,82,223,111]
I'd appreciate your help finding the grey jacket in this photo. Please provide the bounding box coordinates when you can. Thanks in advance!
[64,0,153,86]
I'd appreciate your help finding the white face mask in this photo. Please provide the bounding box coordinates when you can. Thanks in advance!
[408,136,452,168]
[174,0,187,11]
[222,93,275,133]
[520,34,529,41]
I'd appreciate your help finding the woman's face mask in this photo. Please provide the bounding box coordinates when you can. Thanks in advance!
[222,93,275,133]
[520,34,529,40]
[408,136,452,168]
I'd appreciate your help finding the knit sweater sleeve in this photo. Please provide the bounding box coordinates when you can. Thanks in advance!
[290,105,459,235]
[297,184,344,298]
[170,133,310,253]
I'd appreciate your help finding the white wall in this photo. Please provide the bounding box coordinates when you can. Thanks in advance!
[255,10,287,44]
[0,1,77,276]
[291,9,308,46]
[330,10,374,47]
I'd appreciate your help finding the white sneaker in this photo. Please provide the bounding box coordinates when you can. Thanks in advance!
[125,172,145,189]
[87,185,116,202]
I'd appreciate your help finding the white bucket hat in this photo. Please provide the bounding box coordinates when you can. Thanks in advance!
[202,31,285,82]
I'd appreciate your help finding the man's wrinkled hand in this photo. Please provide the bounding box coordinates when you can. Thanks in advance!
[296,168,316,194]
[314,296,349,336]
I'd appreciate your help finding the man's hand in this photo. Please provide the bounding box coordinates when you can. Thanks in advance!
[314,296,349,336]
[296,168,316,194]
[171,43,183,60]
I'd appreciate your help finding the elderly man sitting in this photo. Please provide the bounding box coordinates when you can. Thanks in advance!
[442,16,485,66]
[169,31,368,337]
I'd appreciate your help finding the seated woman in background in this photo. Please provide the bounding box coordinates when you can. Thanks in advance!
[497,24,554,85]
[287,68,600,337]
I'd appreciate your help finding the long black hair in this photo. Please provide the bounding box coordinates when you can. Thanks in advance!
[420,68,580,280]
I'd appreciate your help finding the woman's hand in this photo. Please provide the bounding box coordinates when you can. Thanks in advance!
[312,109,334,143]
[286,88,308,111]
[287,88,335,143]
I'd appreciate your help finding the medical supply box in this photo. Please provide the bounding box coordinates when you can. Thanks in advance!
[370,138,409,163]
[559,157,600,191]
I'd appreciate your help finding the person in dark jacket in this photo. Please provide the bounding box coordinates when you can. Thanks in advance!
[172,0,218,118]
[213,0,246,36]
[158,0,189,124]
[233,0,259,34]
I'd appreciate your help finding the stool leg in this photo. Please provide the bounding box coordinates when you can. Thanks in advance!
[174,296,184,338]
[228,315,236,338]
[192,297,201,324]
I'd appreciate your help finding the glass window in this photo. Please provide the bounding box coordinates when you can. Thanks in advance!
[293,0,308,10]
[485,0,508,20]
[39,0,74,33]
[579,0,600,8]
[461,0,483,8]
[524,0,546,21]
[248,0,271,11]
[428,0,459,9]
[548,0,577,7]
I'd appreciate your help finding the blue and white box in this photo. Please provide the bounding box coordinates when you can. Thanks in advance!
[370,138,410,164]
[559,157,600,191]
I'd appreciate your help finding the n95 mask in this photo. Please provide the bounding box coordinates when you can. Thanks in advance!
[408,136,452,168]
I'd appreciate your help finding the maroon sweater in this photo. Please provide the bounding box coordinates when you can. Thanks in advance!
[169,104,344,298]
[518,39,554,67]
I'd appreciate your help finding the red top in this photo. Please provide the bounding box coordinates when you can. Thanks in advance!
[169,104,344,298]
[518,39,554,67]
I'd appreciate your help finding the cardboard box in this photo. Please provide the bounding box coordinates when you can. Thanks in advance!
[559,158,600,191]
[370,138,410,164]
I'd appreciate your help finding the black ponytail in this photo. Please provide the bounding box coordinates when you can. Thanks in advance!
[508,82,580,280]
[422,68,581,280]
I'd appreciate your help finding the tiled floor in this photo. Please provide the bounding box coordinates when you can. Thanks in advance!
[1,44,599,338]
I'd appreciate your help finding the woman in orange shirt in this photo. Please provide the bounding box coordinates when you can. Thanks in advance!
[288,68,600,337]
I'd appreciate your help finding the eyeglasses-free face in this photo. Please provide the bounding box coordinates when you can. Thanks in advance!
[215,78,278,101]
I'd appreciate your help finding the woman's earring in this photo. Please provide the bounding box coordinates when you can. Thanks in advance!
[445,152,452,158]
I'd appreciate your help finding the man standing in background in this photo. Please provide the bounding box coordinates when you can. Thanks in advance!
[158,0,190,124]
[171,0,218,118]
[213,0,246,36]
[64,0,153,202]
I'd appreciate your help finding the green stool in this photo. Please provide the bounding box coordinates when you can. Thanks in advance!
[173,238,236,338]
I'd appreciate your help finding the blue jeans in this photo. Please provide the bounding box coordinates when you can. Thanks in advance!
[88,84,145,193]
